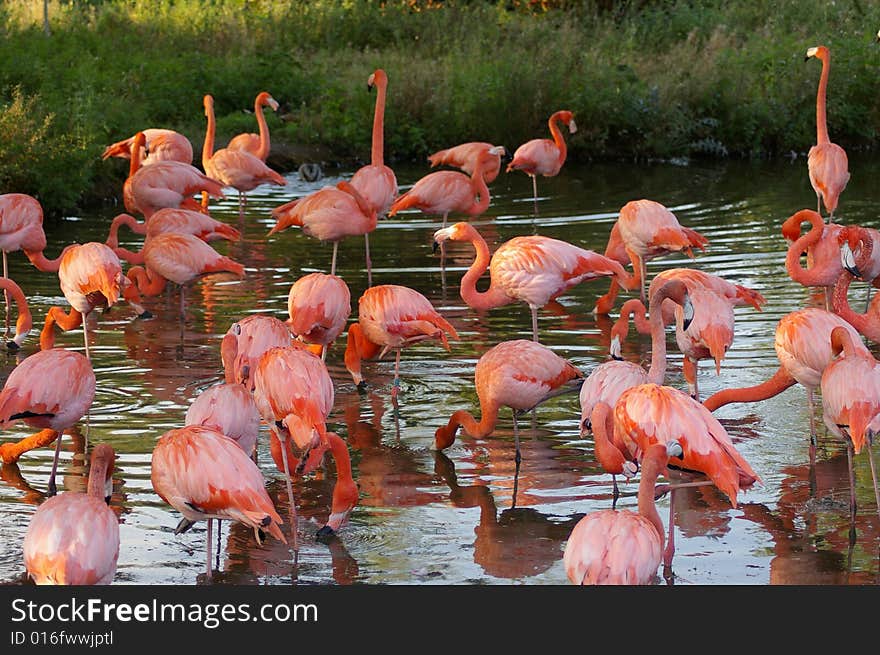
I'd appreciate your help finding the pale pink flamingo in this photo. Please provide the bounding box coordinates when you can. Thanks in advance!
[506,109,577,206]
[0,348,96,495]
[562,440,681,585]
[344,284,458,403]
[432,221,635,342]
[782,208,844,309]
[202,94,287,215]
[220,314,296,393]
[268,180,377,283]
[150,424,286,577]
[104,209,240,250]
[286,272,351,361]
[806,45,849,220]
[253,345,358,548]
[613,199,709,306]
[388,145,505,228]
[185,383,260,457]
[40,242,148,359]
[830,271,880,343]
[121,232,245,318]
[102,128,194,165]
[226,91,279,162]
[819,326,880,523]
[837,223,880,310]
[428,141,506,184]
[702,307,869,464]
[350,69,399,218]
[22,443,119,585]
[124,131,225,220]
[0,277,33,351]
[434,339,584,497]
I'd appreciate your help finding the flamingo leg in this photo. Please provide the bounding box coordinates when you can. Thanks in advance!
[638,255,648,305]
[531,174,538,210]
[846,439,857,523]
[205,516,213,578]
[330,241,339,276]
[865,286,873,314]
[611,474,620,509]
[807,388,817,466]
[82,311,91,361]
[215,519,222,570]
[277,431,299,553]
[663,487,676,569]
[512,410,521,509]
[390,348,401,407]
[47,430,64,497]
[530,305,539,342]
[866,440,880,522]
[364,233,372,287]
[3,251,9,339]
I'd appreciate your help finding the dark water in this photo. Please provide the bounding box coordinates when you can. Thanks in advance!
[1,153,879,585]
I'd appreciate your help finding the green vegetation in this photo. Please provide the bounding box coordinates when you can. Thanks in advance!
[2,0,879,215]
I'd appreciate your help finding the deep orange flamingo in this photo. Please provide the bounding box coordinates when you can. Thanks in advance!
[432,221,635,342]
[428,141,506,184]
[226,91,279,162]
[252,345,358,547]
[268,180,377,283]
[0,277,33,351]
[782,208,844,309]
[506,109,577,205]
[612,199,709,306]
[22,443,119,585]
[805,45,849,220]
[151,424,286,577]
[702,307,869,464]
[831,271,880,343]
[124,131,225,220]
[434,339,584,479]
[102,128,194,165]
[0,348,96,495]
[819,326,880,523]
[350,69,399,218]
[344,284,458,402]
[202,94,287,215]
[185,382,260,457]
[563,440,681,585]
[105,209,240,250]
[286,272,351,361]
[388,145,505,227]
[121,232,245,317]
[40,242,148,359]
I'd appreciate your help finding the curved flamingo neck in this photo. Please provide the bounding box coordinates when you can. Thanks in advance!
[467,156,492,215]
[613,299,650,341]
[22,248,63,272]
[114,245,145,265]
[701,366,797,411]
[87,445,114,500]
[337,180,374,220]
[0,279,32,346]
[647,293,671,385]
[436,402,501,449]
[128,133,145,178]
[456,225,512,311]
[370,72,387,167]
[637,443,668,550]
[830,325,862,359]
[106,213,144,249]
[591,402,629,475]
[830,273,876,338]
[255,93,272,161]
[202,96,216,163]
[785,211,826,285]
[815,51,830,145]
[125,265,167,298]
[548,113,567,166]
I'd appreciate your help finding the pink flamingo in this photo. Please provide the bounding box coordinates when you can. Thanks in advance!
[268,180,377,283]
[563,440,681,585]
[432,221,635,342]
[344,284,458,403]
[350,69,399,218]
[286,272,351,361]
[185,383,260,457]
[226,91,279,162]
[0,348,96,495]
[782,208,845,309]
[506,109,577,206]
[0,277,33,351]
[388,145,506,228]
[434,339,584,493]
[124,132,225,220]
[819,326,880,522]
[202,94,287,215]
[104,209,240,249]
[805,45,849,220]
[428,141,506,184]
[151,425,286,577]
[837,224,880,311]
[102,128,194,165]
[22,443,119,585]
[252,345,358,548]
[702,307,869,464]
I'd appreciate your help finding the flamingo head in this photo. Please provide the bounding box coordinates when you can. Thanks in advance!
[805,45,828,62]
[780,209,822,243]
[609,334,623,361]
[838,226,871,278]
[701,322,733,375]
[367,69,387,91]
[432,222,473,252]
[258,92,279,112]
[553,110,577,134]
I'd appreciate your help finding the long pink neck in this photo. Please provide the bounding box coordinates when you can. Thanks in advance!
[465,156,492,216]
[441,401,502,441]
[457,227,514,311]
[702,366,796,411]
[548,113,567,166]
[785,212,827,286]
[202,97,216,163]
[87,446,113,500]
[0,279,32,346]
[831,273,879,341]
[106,213,145,249]
[637,444,668,550]
[815,52,830,145]
[255,94,272,161]
[647,293,670,385]
[591,402,629,475]
[371,76,387,167]
[22,248,63,272]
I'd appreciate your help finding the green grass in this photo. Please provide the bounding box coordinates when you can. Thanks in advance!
[1,0,879,215]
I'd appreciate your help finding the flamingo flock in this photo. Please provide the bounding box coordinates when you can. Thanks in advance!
[1,46,878,588]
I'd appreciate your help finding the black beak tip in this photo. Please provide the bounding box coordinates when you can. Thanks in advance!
[316,525,336,543]
[844,264,863,278]
[610,353,623,361]
[356,380,368,393]
[804,55,810,62]
[432,241,440,254]
[138,310,153,320]
[6,341,19,352]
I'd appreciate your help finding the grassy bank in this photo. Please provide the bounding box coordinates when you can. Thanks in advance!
[2,0,879,215]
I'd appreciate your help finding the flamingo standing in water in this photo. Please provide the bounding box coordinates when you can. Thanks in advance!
[105,209,240,250]
[226,91,279,162]
[252,345,359,548]
[40,242,148,359]
[202,94,287,215]
[185,383,260,457]
[102,128,194,165]
[22,443,119,585]
[506,109,577,207]
[819,326,880,523]
[286,272,351,361]
[0,348,96,495]
[150,425,286,577]
[220,314,297,393]
[428,141,506,184]
[124,132,225,220]
[702,307,869,464]
[268,180,377,282]
[782,208,845,310]
[344,284,458,403]
[432,221,635,342]
[563,440,682,585]
[805,45,850,221]
[434,339,584,491]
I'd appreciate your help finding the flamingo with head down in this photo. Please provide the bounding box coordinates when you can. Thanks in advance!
[286,272,351,361]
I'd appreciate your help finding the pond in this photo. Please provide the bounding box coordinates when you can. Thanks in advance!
[1,151,879,585]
